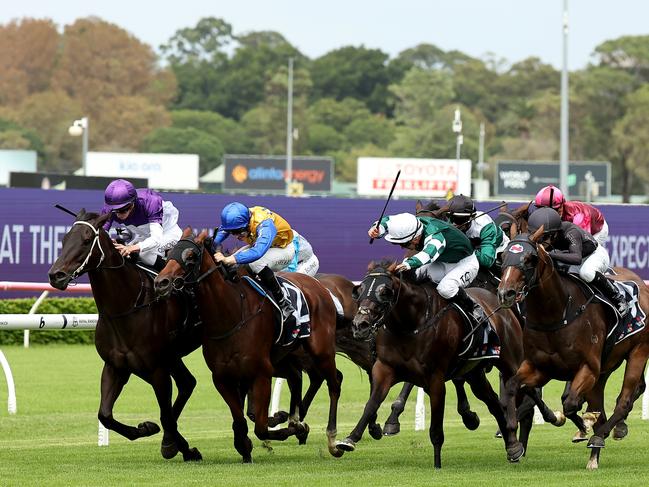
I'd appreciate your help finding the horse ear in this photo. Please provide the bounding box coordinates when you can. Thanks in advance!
[196,229,208,243]
[416,200,423,213]
[530,225,545,243]
[182,226,193,238]
[352,284,361,301]
[510,221,518,237]
[499,202,507,213]
[96,212,111,228]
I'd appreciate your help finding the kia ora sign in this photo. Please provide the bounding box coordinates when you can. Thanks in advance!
[223,155,333,193]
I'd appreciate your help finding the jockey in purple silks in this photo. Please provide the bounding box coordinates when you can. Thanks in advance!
[101,179,182,271]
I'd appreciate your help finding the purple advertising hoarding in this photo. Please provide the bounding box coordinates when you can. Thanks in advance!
[1,188,648,297]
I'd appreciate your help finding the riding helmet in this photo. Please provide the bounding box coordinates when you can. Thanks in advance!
[527,207,562,235]
[384,213,422,244]
[104,179,137,210]
[447,194,475,226]
[220,202,250,231]
[534,185,565,210]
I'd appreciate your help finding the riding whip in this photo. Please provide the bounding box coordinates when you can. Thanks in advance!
[54,204,78,217]
[369,170,401,244]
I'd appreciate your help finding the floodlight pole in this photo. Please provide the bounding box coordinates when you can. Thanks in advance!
[286,58,294,196]
[559,0,570,196]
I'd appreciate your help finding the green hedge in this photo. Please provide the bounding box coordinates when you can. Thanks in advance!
[0,298,97,345]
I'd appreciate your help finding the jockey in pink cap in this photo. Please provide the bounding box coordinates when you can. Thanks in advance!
[534,185,608,247]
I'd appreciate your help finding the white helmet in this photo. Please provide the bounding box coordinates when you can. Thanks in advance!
[384,213,422,244]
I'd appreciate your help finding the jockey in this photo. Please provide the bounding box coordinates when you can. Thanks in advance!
[213,202,319,321]
[447,194,509,273]
[368,213,485,323]
[527,207,628,316]
[534,185,608,247]
[101,179,182,271]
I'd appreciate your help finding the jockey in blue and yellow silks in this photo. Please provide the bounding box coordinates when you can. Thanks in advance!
[213,202,319,320]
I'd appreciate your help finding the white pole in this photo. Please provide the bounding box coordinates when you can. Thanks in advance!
[285,58,294,196]
[642,366,649,420]
[0,350,17,414]
[81,117,89,177]
[478,122,485,180]
[24,290,49,348]
[559,0,570,196]
[415,387,426,431]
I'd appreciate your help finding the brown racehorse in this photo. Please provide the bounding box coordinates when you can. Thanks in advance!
[497,228,649,469]
[335,261,564,468]
[153,228,343,462]
[47,210,202,461]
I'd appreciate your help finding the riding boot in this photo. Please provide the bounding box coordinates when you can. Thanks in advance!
[592,271,629,316]
[257,266,296,321]
[452,287,487,325]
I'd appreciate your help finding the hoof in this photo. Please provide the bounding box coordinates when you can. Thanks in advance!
[242,455,253,464]
[335,438,356,452]
[382,422,401,437]
[296,422,310,445]
[268,411,289,428]
[368,423,383,440]
[462,411,480,431]
[572,430,589,443]
[494,429,503,439]
[329,446,344,458]
[137,421,160,437]
[613,421,628,440]
[507,442,525,463]
[552,411,567,427]
[587,435,605,449]
[161,441,179,459]
[182,447,202,462]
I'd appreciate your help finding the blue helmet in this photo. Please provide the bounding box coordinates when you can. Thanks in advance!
[220,202,250,231]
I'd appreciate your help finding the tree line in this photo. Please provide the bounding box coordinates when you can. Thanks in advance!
[0,16,648,200]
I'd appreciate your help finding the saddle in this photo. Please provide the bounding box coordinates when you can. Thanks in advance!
[243,275,311,347]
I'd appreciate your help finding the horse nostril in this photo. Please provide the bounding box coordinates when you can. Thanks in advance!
[49,271,67,282]
[156,277,170,290]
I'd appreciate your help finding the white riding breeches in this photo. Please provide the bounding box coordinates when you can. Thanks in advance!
[240,231,320,276]
[593,221,609,248]
[578,244,609,282]
[415,253,480,299]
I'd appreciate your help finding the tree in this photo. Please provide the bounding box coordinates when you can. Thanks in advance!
[159,17,234,64]
[310,46,392,113]
[306,124,346,153]
[613,85,649,202]
[170,110,252,154]
[594,35,649,82]
[344,116,395,149]
[0,18,59,105]
[307,98,370,133]
[142,127,224,174]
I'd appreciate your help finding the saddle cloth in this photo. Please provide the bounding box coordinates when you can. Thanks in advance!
[242,275,311,346]
[564,272,646,346]
[453,304,501,361]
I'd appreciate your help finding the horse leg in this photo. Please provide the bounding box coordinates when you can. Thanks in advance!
[427,372,446,469]
[383,382,415,436]
[150,368,200,461]
[467,369,524,463]
[213,377,253,463]
[587,349,649,470]
[170,359,197,420]
[611,372,644,440]
[563,364,599,437]
[300,369,325,421]
[366,372,383,440]
[454,378,480,431]
[337,361,396,453]
[98,364,160,440]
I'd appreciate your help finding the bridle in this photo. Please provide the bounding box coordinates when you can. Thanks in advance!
[354,268,402,338]
[69,220,125,280]
[165,238,220,291]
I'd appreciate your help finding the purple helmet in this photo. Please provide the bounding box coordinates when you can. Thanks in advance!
[104,179,137,210]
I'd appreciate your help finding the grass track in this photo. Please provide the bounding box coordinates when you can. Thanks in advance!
[0,345,648,486]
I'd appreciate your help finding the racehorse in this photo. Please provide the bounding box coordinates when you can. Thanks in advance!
[336,261,565,468]
[497,228,649,469]
[153,228,343,462]
[47,210,202,461]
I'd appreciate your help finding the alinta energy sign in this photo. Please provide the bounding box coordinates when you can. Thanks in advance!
[223,155,333,192]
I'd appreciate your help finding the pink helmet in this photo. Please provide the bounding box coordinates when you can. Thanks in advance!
[534,185,565,209]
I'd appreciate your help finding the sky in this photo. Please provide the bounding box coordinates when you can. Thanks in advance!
[1,0,648,69]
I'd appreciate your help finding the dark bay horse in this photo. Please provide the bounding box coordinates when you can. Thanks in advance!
[47,210,202,461]
[336,261,563,468]
[153,228,343,462]
[497,229,649,469]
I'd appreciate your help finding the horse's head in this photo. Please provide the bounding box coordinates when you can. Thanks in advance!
[154,227,205,298]
[351,261,400,340]
[415,199,447,219]
[48,209,111,290]
[494,202,531,239]
[497,225,550,307]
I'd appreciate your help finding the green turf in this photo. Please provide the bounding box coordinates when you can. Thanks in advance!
[0,345,647,486]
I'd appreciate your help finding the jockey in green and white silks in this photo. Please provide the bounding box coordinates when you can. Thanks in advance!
[368,213,485,323]
[447,195,509,271]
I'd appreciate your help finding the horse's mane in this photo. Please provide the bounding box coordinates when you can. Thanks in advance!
[367,259,398,273]
[76,209,101,221]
